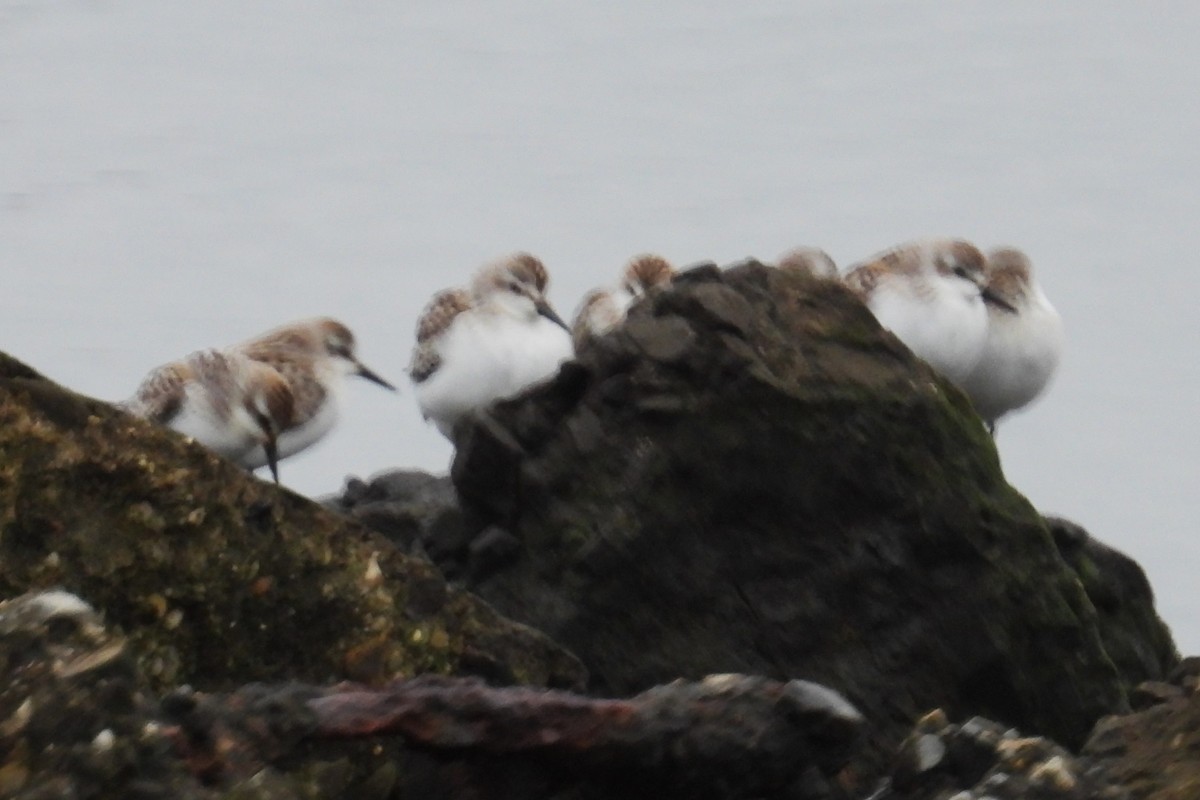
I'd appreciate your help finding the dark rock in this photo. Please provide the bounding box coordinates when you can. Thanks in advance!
[622,315,697,364]
[1166,655,1200,683]
[469,526,522,581]
[876,709,1127,799]
[0,588,863,799]
[358,469,455,507]
[345,500,428,553]
[1128,680,1183,710]
[1080,663,1200,798]
[1046,516,1178,684]
[332,469,469,562]
[452,413,528,525]
[337,476,370,507]
[303,672,865,799]
[0,590,206,799]
[449,260,1172,785]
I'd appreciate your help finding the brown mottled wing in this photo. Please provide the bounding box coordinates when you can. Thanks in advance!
[237,346,327,424]
[187,349,244,418]
[623,254,675,293]
[407,344,441,384]
[415,289,471,343]
[777,247,837,280]
[122,360,191,424]
[233,318,336,360]
[409,289,472,383]
[842,261,884,300]
[571,289,622,351]
[236,333,309,364]
[257,367,296,430]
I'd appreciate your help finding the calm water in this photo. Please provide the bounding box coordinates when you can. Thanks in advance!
[3,2,1199,651]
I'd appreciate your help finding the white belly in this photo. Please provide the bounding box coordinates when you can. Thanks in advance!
[169,387,261,464]
[960,293,1064,423]
[415,312,572,437]
[869,280,988,385]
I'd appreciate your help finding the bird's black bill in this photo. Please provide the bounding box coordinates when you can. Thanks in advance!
[980,287,1017,313]
[355,363,398,391]
[536,299,570,331]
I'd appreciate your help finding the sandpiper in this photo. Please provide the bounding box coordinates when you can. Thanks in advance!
[959,247,1064,430]
[122,348,294,482]
[776,246,839,279]
[571,253,675,349]
[843,238,1016,386]
[409,252,573,438]
[231,317,397,468]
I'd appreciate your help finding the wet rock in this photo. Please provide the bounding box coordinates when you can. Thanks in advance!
[1079,660,1200,799]
[447,260,1172,785]
[1045,516,1178,685]
[0,590,206,799]
[468,525,522,581]
[0,352,585,695]
[1127,681,1182,710]
[622,314,698,365]
[331,469,469,561]
[299,672,864,799]
[871,667,1200,799]
[875,709,1126,799]
[0,588,863,799]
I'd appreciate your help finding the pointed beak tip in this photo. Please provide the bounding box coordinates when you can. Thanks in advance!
[980,288,1017,314]
[356,364,399,392]
[537,301,570,331]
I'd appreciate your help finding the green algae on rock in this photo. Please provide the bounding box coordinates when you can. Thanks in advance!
[1046,517,1177,698]
[0,351,584,694]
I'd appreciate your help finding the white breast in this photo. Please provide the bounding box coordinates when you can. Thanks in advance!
[960,287,1064,423]
[415,310,572,437]
[867,275,989,385]
[169,385,261,463]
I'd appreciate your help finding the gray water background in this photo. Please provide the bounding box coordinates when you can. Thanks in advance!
[4,2,1198,651]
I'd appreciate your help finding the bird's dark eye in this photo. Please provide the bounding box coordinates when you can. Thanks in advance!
[508,282,522,294]
[953,266,969,279]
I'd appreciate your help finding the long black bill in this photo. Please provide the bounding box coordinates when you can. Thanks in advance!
[355,362,398,391]
[980,287,1017,314]
[536,299,570,332]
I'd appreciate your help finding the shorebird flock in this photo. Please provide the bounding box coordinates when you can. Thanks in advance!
[121,239,1063,483]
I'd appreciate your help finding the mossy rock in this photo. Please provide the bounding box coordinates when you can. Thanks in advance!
[0,352,585,693]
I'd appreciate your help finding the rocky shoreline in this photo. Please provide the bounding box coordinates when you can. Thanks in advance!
[0,261,1187,798]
